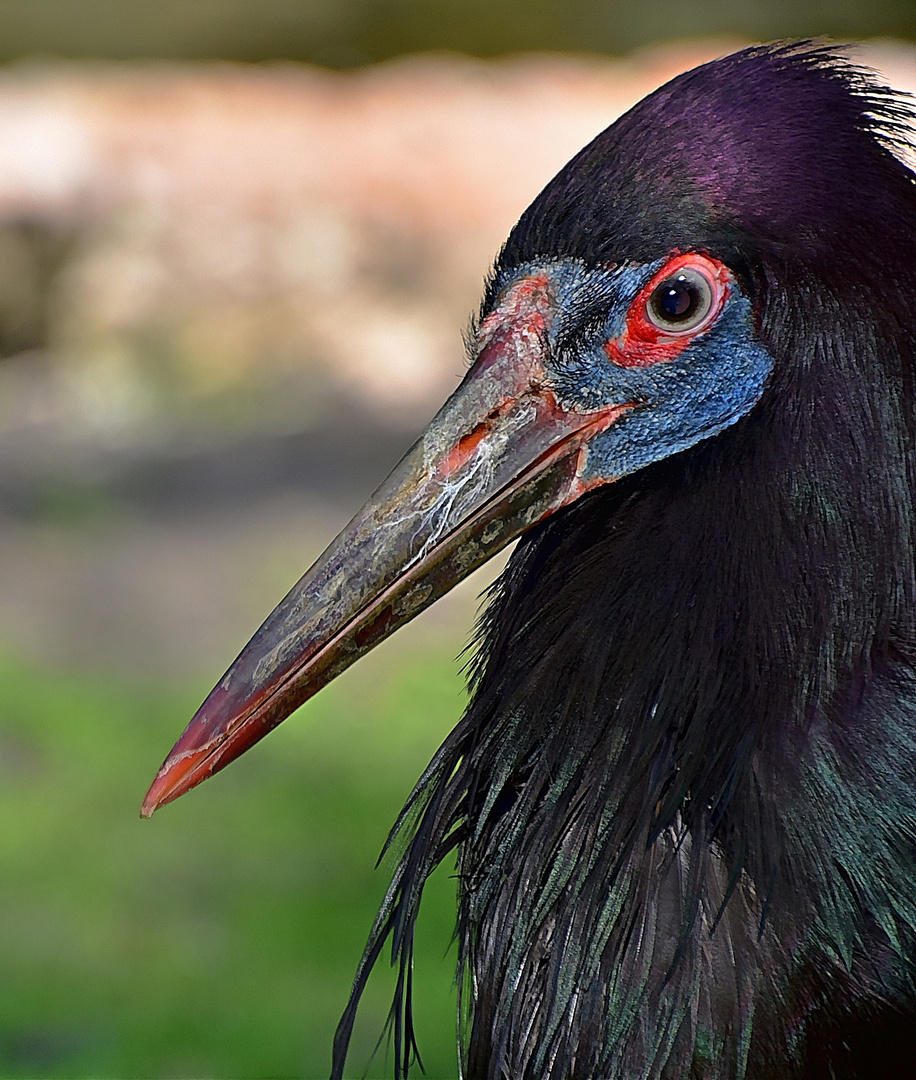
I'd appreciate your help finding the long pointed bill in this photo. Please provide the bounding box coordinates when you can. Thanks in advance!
[142,274,635,816]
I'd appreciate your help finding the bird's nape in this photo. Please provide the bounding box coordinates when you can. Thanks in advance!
[143,42,916,1080]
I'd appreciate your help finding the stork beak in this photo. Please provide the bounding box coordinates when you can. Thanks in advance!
[142,275,634,815]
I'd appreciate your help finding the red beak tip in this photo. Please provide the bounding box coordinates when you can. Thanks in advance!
[140,745,214,818]
[140,772,173,818]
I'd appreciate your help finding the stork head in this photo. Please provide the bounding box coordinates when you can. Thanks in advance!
[142,43,916,813]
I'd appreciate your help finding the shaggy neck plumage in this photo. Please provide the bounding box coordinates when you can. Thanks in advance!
[329,273,916,1080]
[442,278,916,1078]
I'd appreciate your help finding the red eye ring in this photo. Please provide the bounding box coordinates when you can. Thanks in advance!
[606,252,731,369]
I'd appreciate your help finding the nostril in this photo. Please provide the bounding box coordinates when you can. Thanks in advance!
[438,420,493,477]
[458,423,490,457]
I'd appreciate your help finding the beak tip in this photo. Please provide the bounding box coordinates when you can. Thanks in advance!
[140,746,209,818]
[140,773,171,818]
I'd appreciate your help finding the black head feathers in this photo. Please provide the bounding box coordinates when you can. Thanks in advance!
[500,42,916,272]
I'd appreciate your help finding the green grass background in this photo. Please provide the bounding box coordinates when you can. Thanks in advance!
[0,637,466,1078]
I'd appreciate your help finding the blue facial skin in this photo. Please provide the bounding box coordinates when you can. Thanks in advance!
[493,258,775,484]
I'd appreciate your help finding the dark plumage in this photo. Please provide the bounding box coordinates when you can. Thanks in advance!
[145,43,916,1079]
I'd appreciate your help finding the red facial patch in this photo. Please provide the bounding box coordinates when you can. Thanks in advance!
[605,252,731,369]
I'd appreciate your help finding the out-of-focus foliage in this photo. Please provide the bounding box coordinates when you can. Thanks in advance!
[0,637,463,1078]
[0,0,911,65]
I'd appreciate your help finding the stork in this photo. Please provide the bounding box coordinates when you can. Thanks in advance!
[143,44,916,1078]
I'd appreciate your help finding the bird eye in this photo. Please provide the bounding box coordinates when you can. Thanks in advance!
[608,253,729,367]
[645,266,715,334]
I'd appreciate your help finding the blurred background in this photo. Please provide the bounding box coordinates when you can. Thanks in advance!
[1,2,915,1077]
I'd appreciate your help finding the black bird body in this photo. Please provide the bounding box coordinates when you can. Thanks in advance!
[145,45,916,1078]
